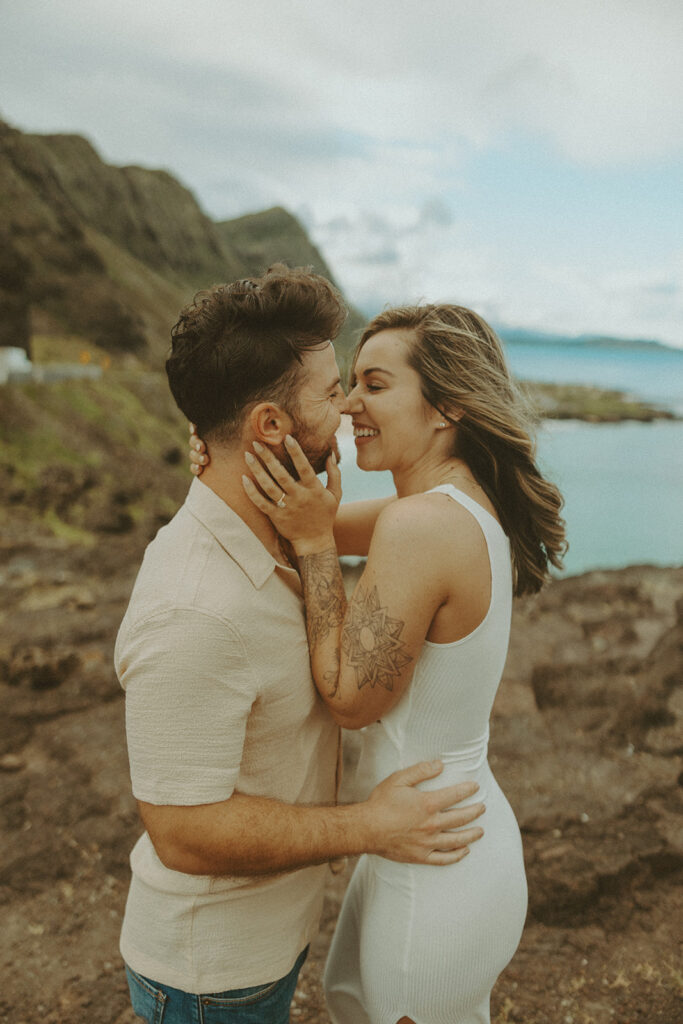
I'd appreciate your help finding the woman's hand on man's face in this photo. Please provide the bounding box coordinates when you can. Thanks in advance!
[189,423,208,476]
[242,435,342,555]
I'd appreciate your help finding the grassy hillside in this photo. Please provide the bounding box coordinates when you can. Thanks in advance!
[0,372,190,550]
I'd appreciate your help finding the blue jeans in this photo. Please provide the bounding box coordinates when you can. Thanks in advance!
[125,946,309,1024]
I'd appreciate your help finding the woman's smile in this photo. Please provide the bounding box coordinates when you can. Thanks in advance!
[353,422,380,444]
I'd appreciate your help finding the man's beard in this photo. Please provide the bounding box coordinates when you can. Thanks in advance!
[272,414,341,478]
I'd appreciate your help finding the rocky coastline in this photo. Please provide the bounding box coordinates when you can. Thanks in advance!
[0,514,681,1022]
[524,381,679,423]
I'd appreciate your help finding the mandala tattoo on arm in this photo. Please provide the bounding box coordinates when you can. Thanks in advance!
[298,549,347,652]
[341,585,413,692]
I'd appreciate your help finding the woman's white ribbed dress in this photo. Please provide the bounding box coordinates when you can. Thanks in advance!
[324,485,528,1024]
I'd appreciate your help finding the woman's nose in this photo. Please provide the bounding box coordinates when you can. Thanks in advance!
[345,385,363,412]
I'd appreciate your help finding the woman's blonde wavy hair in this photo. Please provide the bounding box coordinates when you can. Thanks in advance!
[355,304,567,596]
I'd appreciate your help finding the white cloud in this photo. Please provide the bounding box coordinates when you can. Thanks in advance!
[305,204,683,346]
[4,0,682,169]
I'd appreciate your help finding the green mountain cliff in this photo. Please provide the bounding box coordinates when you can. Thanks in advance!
[0,119,363,368]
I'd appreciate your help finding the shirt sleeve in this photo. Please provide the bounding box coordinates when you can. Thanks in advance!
[119,608,256,805]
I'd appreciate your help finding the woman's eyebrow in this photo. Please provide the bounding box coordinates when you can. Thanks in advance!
[358,366,395,377]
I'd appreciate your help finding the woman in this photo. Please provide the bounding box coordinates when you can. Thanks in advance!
[192,304,565,1024]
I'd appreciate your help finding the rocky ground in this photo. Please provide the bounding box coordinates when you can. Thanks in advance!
[0,372,681,1024]
[0,517,681,1023]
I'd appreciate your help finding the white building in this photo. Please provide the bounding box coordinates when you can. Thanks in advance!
[0,347,33,385]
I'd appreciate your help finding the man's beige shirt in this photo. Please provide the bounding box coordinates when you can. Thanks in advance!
[115,478,339,994]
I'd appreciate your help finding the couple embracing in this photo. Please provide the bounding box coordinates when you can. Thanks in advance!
[116,264,565,1023]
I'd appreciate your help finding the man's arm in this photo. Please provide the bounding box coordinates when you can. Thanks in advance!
[139,761,484,876]
[121,600,484,878]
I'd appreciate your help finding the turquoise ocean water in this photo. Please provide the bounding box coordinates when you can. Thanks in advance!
[337,342,683,577]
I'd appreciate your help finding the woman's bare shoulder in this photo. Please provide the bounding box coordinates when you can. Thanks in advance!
[373,490,486,555]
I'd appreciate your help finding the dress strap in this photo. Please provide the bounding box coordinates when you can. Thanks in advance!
[425,484,505,536]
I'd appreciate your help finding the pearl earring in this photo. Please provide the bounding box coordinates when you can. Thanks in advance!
[438,421,447,428]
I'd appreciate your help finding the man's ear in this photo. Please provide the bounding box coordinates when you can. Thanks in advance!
[248,402,294,446]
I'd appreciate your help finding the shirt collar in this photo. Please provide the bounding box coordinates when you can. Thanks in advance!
[184,477,279,589]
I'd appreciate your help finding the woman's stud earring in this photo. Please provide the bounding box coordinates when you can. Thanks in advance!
[439,421,447,428]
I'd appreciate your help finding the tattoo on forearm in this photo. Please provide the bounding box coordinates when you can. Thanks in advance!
[323,647,341,699]
[341,585,412,692]
[299,549,346,651]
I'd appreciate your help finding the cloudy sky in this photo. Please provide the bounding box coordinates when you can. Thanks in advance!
[2,0,682,345]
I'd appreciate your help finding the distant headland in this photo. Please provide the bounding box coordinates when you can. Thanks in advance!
[498,327,680,354]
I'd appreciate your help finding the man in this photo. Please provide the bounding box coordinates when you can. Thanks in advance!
[116,265,484,1023]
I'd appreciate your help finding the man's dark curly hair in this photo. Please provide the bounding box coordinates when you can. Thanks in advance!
[166,263,347,442]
